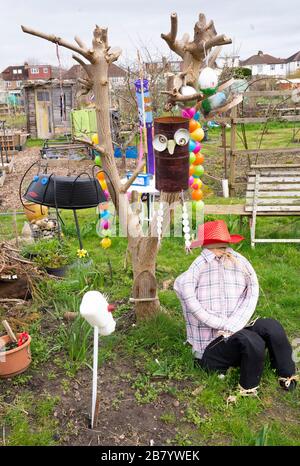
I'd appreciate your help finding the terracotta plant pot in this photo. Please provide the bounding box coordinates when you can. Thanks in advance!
[0,334,32,378]
[23,201,48,222]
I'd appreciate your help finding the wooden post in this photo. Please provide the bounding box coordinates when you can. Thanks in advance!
[221,124,227,179]
[229,106,237,196]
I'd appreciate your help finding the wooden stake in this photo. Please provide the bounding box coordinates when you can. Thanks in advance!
[2,320,18,343]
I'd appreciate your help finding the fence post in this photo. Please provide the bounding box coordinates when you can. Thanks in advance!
[229,106,237,196]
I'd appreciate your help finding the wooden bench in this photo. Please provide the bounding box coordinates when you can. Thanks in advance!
[246,164,300,247]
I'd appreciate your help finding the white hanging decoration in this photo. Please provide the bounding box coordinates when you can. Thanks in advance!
[157,202,164,243]
[182,201,191,252]
[198,67,218,96]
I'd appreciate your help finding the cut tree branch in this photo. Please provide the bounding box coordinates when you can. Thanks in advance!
[72,55,93,79]
[161,13,184,58]
[74,136,107,156]
[21,25,94,62]
[120,162,146,193]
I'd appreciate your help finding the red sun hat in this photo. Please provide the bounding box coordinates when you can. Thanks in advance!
[190,220,244,249]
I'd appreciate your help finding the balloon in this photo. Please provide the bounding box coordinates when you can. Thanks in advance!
[94,154,101,167]
[193,141,201,154]
[194,111,201,121]
[92,133,99,145]
[190,128,205,142]
[189,140,197,152]
[182,107,196,119]
[101,210,111,220]
[192,189,203,201]
[101,229,112,237]
[100,180,107,190]
[189,176,195,187]
[189,165,195,176]
[194,153,205,165]
[192,179,202,190]
[101,220,110,229]
[193,200,205,210]
[198,67,218,96]
[189,152,196,164]
[104,189,110,200]
[97,172,105,181]
[101,237,112,249]
[189,119,201,133]
[194,165,205,177]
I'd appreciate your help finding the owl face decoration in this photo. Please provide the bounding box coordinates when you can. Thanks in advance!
[154,116,190,192]
[153,128,190,155]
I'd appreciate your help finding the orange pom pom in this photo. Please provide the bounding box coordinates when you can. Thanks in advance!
[191,189,203,201]
[194,153,205,165]
[189,119,201,133]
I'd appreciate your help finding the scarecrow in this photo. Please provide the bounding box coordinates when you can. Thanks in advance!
[174,220,298,396]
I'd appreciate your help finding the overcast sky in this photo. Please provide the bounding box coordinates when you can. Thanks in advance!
[0,0,299,70]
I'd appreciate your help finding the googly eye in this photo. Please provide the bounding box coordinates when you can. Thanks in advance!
[153,134,168,152]
[174,129,190,146]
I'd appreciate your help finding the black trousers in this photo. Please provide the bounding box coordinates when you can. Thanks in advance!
[198,318,296,389]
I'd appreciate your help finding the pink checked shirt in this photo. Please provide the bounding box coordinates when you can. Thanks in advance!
[174,248,259,358]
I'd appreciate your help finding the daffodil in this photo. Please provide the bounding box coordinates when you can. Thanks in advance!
[77,249,88,259]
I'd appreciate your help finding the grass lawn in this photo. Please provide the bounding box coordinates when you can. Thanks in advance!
[0,206,299,446]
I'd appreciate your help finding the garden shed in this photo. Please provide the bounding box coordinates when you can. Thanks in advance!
[24,79,76,138]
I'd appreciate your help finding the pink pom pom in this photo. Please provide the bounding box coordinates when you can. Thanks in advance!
[182,107,196,119]
[102,220,109,230]
[189,176,194,187]
[193,142,202,154]
[104,189,110,200]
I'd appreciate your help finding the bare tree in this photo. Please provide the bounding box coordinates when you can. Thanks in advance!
[21,11,241,320]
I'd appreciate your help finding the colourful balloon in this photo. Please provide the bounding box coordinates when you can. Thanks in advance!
[189,165,195,176]
[100,180,107,190]
[101,229,112,237]
[182,107,196,119]
[101,220,110,229]
[193,200,205,210]
[189,152,196,164]
[92,133,99,145]
[104,189,110,200]
[101,237,112,249]
[190,128,205,142]
[97,172,105,181]
[189,119,201,133]
[192,189,203,201]
[94,154,101,167]
[192,179,203,190]
[193,141,202,154]
[189,140,197,152]
[193,165,205,177]
[189,176,195,187]
[194,153,205,166]
[194,111,201,121]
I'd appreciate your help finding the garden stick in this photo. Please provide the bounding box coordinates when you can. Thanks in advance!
[2,320,17,343]
[91,326,99,429]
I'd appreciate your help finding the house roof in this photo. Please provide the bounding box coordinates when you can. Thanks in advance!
[286,51,300,63]
[240,51,285,66]
[63,63,127,80]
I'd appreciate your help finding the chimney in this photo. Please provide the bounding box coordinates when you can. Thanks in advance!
[258,51,263,56]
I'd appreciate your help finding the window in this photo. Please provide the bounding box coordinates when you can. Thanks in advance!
[281,64,284,69]
[16,81,22,88]
[13,69,18,74]
[6,81,11,88]
[257,64,263,73]
[43,67,49,73]
[297,61,300,67]
[31,68,39,74]
[37,91,50,101]
[270,64,275,71]
[18,69,22,74]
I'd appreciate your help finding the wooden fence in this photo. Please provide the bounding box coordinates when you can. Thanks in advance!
[216,89,300,196]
